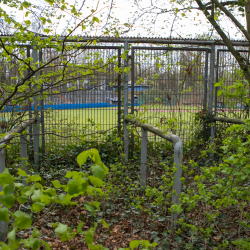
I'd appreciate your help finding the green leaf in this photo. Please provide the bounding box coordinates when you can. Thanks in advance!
[52,180,64,188]
[40,195,52,205]
[17,168,28,177]
[32,202,45,212]
[3,184,15,195]
[31,189,43,202]
[77,150,89,167]
[7,229,20,249]
[88,176,103,187]
[14,211,32,230]
[0,194,15,208]
[0,207,9,222]
[77,222,84,234]
[29,175,41,182]
[41,241,51,250]
[91,165,105,180]
[85,229,94,245]
[67,179,82,195]
[23,238,41,250]
[17,195,28,204]
[99,219,109,229]
[23,1,31,8]
[43,188,57,197]
[0,169,15,186]
[88,201,100,210]
[92,17,100,23]
[55,223,72,241]
[77,149,102,167]
[85,204,96,216]
[130,240,141,250]
[21,186,35,196]
[0,243,11,250]
[44,28,50,34]
[32,227,41,237]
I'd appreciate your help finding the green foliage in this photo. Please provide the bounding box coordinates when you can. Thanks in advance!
[0,148,157,249]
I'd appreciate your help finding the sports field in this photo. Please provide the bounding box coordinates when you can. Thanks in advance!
[42,105,200,145]
[1,104,246,146]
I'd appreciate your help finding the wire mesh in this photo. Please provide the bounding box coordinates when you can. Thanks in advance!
[131,47,209,145]
[42,46,122,147]
[216,49,249,120]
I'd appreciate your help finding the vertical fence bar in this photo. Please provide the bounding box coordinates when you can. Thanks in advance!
[140,127,147,189]
[171,137,183,227]
[118,48,122,136]
[27,46,33,150]
[124,41,129,160]
[20,134,28,170]
[0,146,7,241]
[209,45,215,160]
[32,48,39,165]
[204,49,209,111]
[39,50,45,158]
[214,49,220,115]
[131,48,135,115]
[203,49,209,140]
[208,45,215,113]
[20,134,28,185]
[130,48,135,157]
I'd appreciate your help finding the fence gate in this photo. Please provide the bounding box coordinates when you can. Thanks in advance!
[215,49,249,119]
[130,47,209,144]
[42,46,122,147]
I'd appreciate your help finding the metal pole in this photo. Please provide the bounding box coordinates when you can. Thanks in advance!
[39,50,45,158]
[140,127,147,189]
[124,118,183,229]
[209,45,215,160]
[32,48,39,165]
[20,134,28,170]
[203,49,209,141]
[203,49,209,111]
[118,48,122,136]
[27,46,33,150]
[124,41,129,160]
[171,137,183,227]
[208,45,215,113]
[130,48,135,157]
[20,134,28,185]
[0,146,7,241]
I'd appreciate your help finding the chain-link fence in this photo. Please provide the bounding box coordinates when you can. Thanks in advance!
[0,38,249,152]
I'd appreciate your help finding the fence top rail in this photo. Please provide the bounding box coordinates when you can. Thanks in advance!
[0,34,249,46]
[0,117,37,145]
[213,116,245,124]
[125,117,181,145]
[131,46,211,52]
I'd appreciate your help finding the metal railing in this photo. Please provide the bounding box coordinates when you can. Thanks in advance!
[124,117,183,227]
[0,117,37,241]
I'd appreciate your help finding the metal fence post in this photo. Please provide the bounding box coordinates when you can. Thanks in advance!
[118,48,122,136]
[39,50,45,158]
[32,48,39,165]
[0,145,7,241]
[20,133,28,185]
[124,41,129,160]
[171,137,183,227]
[209,45,215,160]
[27,46,33,150]
[140,127,147,189]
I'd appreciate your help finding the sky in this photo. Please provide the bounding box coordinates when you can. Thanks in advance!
[0,0,247,40]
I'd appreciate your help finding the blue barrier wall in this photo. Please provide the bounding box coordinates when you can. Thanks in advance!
[2,103,140,112]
